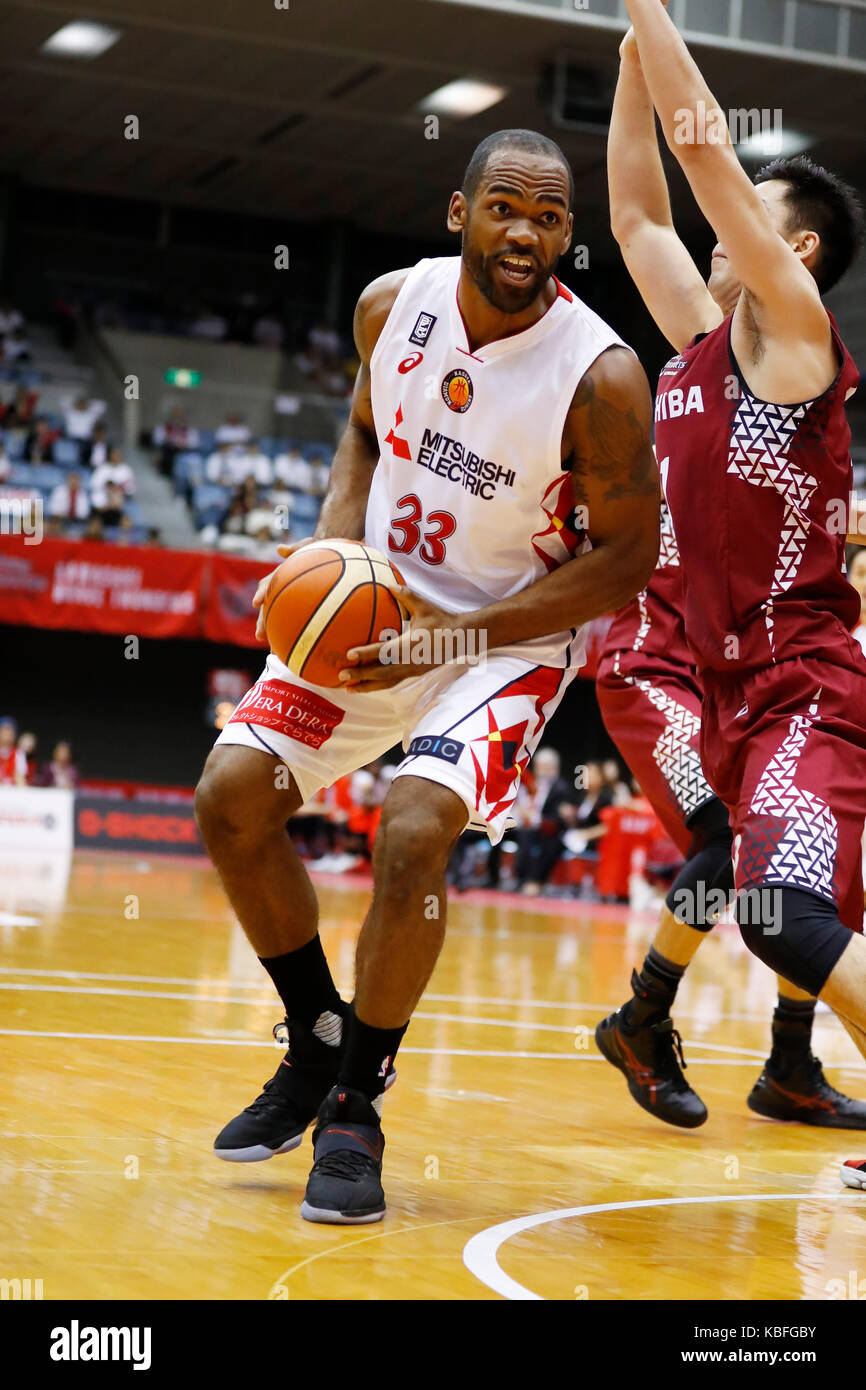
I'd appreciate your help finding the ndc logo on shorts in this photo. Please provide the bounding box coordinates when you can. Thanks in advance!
[407,735,464,765]
[409,312,437,347]
[441,368,473,414]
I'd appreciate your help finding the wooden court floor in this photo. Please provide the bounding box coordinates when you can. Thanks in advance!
[2,848,866,1301]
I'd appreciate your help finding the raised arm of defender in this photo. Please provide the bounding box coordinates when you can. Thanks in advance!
[623,0,836,400]
[610,28,722,353]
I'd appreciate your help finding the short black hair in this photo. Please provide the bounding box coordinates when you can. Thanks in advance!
[462,129,574,211]
[755,155,864,293]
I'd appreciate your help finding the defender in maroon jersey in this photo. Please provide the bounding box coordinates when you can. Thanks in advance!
[611,2,866,1183]
[596,498,866,1128]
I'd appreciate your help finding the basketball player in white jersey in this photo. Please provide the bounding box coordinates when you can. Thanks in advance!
[195,129,660,1224]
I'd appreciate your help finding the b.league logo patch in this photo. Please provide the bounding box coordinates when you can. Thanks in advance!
[409,311,437,347]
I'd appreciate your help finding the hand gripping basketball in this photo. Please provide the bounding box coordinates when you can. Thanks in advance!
[253,539,316,643]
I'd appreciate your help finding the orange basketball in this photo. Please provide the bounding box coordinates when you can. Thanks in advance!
[262,539,407,688]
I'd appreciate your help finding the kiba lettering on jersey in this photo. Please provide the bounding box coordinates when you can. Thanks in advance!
[654,384,705,422]
[417,427,516,500]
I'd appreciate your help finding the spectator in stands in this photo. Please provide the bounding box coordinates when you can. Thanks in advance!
[3,325,32,363]
[152,406,200,479]
[205,441,237,486]
[83,516,105,542]
[0,384,38,428]
[49,472,90,523]
[215,412,251,448]
[273,444,313,492]
[248,520,279,559]
[83,421,110,469]
[189,305,228,341]
[94,481,127,528]
[43,517,64,538]
[237,439,273,487]
[252,310,284,351]
[37,740,78,790]
[0,442,10,483]
[0,302,24,338]
[90,446,135,513]
[307,320,342,361]
[115,514,136,544]
[25,417,61,465]
[602,758,631,806]
[0,720,27,785]
[145,527,163,547]
[218,496,250,541]
[512,747,581,896]
[17,731,37,782]
[64,395,106,442]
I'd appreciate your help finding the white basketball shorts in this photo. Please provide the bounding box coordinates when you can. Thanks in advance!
[215,652,576,843]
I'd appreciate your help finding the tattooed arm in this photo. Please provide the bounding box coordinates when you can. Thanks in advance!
[452,346,659,650]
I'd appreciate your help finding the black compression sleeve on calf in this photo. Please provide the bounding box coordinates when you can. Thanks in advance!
[259,936,342,1028]
[737,886,854,997]
[664,798,734,930]
[338,1006,408,1101]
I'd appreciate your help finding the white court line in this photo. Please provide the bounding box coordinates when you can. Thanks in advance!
[463,1192,853,1300]
[0,982,779,1057]
[2,1028,865,1068]
[0,969,830,1026]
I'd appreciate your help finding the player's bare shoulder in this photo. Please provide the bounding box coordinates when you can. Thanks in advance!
[354,268,413,361]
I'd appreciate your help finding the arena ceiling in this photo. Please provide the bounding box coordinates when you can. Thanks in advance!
[1,0,864,250]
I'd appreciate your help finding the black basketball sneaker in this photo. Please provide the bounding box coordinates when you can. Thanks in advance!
[214,1012,395,1162]
[301,1085,386,1225]
[747,1053,866,1129]
[595,975,708,1129]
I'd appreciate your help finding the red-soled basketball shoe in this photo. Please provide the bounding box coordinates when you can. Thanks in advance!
[840,1160,866,1190]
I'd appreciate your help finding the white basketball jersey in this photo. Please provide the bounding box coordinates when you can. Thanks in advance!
[366,256,628,668]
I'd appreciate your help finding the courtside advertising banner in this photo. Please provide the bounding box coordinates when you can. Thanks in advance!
[0,785,74,851]
[0,536,206,639]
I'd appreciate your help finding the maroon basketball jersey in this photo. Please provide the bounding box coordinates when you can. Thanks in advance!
[602,499,694,676]
[657,313,861,674]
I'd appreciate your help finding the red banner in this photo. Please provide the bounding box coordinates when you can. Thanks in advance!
[0,534,611,676]
[0,535,207,638]
[202,551,270,647]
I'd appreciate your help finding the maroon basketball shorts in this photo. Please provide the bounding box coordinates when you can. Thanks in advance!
[701,657,866,933]
[596,653,716,856]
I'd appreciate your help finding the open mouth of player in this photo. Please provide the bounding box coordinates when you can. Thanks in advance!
[497,255,536,287]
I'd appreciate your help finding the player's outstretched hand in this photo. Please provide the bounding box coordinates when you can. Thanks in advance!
[338,586,464,692]
[253,537,316,642]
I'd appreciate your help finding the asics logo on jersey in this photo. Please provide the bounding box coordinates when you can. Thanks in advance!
[398,351,424,374]
[408,311,437,347]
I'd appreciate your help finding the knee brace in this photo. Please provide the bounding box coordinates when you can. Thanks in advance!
[737,885,854,996]
[665,797,734,929]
